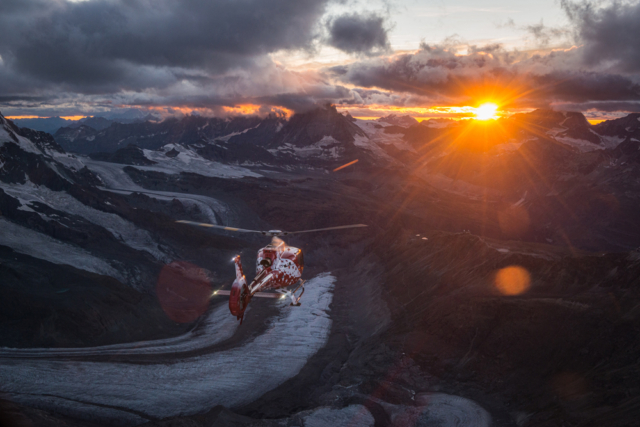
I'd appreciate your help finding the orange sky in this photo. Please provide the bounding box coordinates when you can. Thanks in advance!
[5,115,88,121]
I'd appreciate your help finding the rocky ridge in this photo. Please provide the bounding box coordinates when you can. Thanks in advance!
[1,106,640,426]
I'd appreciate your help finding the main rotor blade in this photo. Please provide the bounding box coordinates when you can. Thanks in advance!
[213,290,281,299]
[176,220,266,234]
[177,220,368,236]
[283,224,368,235]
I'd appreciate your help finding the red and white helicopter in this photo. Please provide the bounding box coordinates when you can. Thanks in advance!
[176,221,367,323]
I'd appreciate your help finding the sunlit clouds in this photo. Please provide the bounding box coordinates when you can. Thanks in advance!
[1,1,640,119]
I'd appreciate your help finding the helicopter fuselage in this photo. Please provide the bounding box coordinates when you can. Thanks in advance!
[254,244,304,290]
[175,219,365,322]
[228,243,305,319]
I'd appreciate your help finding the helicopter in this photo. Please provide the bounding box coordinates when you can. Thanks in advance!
[176,221,367,323]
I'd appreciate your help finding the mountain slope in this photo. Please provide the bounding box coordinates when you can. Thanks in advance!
[0,112,249,347]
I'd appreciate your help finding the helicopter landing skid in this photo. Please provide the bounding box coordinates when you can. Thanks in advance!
[277,280,306,306]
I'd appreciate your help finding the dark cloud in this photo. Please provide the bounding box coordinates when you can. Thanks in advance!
[256,85,355,112]
[326,12,390,55]
[328,43,640,106]
[0,0,329,91]
[0,95,50,103]
[562,0,640,72]
[524,20,570,47]
[3,0,640,118]
[329,44,521,102]
[554,101,640,112]
[532,70,640,102]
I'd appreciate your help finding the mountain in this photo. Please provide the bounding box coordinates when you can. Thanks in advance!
[54,105,396,169]
[263,104,387,167]
[12,110,161,135]
[2,107,640,427]
[0,111,249,348]
[32,107,640,251]
[101,108,159,122]
[377,114,419,127]
[54,114,266,154]
[10,117,75,134]
[593,112,640,139]
[89,144,157,166]
[71,116,115,131]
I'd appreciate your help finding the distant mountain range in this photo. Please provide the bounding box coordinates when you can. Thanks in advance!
[6,104,640,253]
[50,105,640,159]
[11,110,160,134]
[3,106,640,426]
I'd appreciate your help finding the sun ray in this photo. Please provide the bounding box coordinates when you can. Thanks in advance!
[473,103,499,120]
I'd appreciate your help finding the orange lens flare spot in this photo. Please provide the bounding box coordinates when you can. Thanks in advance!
[495,265,531,295]
[474,103,499,120]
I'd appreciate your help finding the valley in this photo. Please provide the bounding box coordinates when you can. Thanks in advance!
[1,106,639,426]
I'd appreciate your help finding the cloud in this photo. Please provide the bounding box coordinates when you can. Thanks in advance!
[524,20,571,48]
[0,0,329,91]
[0,52,368,118]
[328,42,640,107]
[326,12,390,55]
[553,100,640,112]
[562,0,640,72]
[3,0,640,118]
[0,0,360,116]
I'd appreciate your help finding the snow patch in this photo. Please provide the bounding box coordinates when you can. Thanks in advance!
[142,145,261,178]
[0,300,240,357]
[0,121,42,155]
[0,273,336,421]
[355,120,414,153]
[275,136,343,159]
[304,405,374,427]
[422,119,454,129]
[353,133,395,160]
[0,181,167,261]
[599,134,625,149]
[0,218,121,279]
[554,136,601,152]
[51,151,86,171]
[214,125,258,143]
[83,159,228,225]
[389,393,492,427]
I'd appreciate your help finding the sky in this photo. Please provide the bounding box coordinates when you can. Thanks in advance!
[1,0,639,121]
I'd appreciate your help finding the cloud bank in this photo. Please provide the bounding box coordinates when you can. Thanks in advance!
[1,0,640,118]
[562,0,640,72]
[329,42,640,109]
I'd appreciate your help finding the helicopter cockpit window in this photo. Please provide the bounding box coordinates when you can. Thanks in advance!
[260,258,272,267]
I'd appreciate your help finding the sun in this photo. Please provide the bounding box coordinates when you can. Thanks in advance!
[474,103,499,120]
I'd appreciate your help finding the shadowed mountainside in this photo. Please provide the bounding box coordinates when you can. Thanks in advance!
[1,107,640,426]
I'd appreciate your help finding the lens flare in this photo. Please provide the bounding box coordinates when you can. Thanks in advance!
[156,261,211,323]
[495,265,531,295]
[474,103,499,120]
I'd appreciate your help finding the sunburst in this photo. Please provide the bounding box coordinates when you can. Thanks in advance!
[473,103,499,120]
